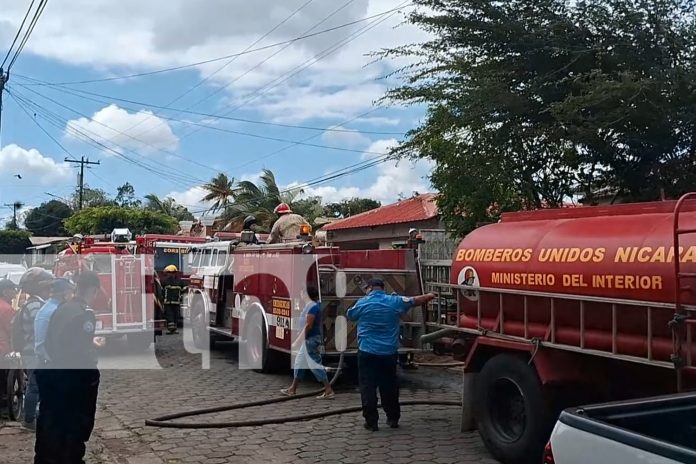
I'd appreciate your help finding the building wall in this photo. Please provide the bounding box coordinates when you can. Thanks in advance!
[326,218,443,249]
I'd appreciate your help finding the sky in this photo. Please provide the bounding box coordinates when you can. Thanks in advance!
[0,0,434,225]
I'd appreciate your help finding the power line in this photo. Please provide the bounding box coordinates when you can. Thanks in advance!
[17,5,411,86]
[6,0,48,70]
[119,0,316,140]
[9,88,206,185]
[14,77,401,136]
[177,0,412,142]
[1,0,36,69]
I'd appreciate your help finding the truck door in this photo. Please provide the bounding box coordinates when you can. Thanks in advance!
[110,254,149,332]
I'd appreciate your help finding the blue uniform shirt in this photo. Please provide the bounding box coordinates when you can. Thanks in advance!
[300,301,322,338]
[346,290,415,355]
[34,297,61,362]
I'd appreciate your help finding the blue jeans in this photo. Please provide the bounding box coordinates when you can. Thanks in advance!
[293,335,328,384]
[24,369,39,423]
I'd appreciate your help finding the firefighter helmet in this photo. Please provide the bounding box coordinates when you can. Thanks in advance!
[164,265,178,273]
[274,203,292,215]
[243,215,257,229]
[18,267,53,295]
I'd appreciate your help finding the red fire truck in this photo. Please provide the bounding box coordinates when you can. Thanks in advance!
[423,194,696,463]
[135,234,207,279]
[183,235,424,371]
[54,229,163,350]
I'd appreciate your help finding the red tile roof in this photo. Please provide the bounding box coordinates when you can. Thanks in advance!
[323,194,439,231]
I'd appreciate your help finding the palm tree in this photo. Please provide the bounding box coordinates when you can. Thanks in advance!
[201,173,236,213]
[144,194,195,221]
[220,169,303,231]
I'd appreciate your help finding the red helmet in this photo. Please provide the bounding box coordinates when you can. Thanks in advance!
[274,203,292,215]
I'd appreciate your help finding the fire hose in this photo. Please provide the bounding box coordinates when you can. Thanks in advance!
[145,353,461,429]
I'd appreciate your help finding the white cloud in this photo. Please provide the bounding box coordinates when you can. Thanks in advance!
[0,144,72,186]
[167,186,210,214]
[65,105,179,155]
[321,127,372,148]
[292,138,434,204]
[3,1,429,122]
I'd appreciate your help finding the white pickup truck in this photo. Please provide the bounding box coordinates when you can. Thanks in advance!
[548,393,696,464]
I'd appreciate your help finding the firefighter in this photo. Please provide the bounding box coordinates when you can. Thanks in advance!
[346,278,435,431]
[161,265,185,334]
[35,270,104,464]
[242,215,259,244]
[17,267,53,432]
[267,203,309,244]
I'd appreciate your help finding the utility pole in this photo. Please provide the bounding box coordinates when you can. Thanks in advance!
[3,201,22,229]
[0,67,7,148]
[65,156,100,209]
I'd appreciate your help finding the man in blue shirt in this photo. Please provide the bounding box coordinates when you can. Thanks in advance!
[347,278,434,431]
[35,278,75,363]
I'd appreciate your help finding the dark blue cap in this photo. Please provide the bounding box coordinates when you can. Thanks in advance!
[364,278,385,289]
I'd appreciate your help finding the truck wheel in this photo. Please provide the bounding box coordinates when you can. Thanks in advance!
[6,369,24,422]
[475,354,552,464]
[127,333,153,352]
[190,298,211,350]
[245,310,281,373]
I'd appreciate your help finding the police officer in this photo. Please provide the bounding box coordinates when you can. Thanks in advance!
[161,265,185,334]
[35,271,105,464]
[346,278,434,431]
[17,267,53,431]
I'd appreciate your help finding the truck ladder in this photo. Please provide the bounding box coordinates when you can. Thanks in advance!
[672,193,696,391]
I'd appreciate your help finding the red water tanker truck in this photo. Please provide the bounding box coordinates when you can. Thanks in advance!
[424,194,696,463]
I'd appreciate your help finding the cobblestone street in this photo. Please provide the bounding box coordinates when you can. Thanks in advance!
[0,335,496,463]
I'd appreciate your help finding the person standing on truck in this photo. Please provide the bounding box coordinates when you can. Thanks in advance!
[34,278,75,363]
[242,215,260,244]
[280,285,335,399]
[161,265,185,334]
[35,271,105,464]
[15,267,53,432]
[347,278,435,431]
[267,203,309,244]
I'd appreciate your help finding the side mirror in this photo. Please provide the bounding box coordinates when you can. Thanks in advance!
[335,271,347,298]
[334,315,347,353]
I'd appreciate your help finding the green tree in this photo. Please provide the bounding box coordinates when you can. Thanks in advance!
[70,185,116,209]
[202,173,236,213]
[324,198,381,218]
[64,206,178,235]
[144,194,195,221]
[0,230,31,263]
[24,200,73,236]
[220,169,302,230]
[379,0,696,236]
[115,182,142,208]
[292,196,324,229]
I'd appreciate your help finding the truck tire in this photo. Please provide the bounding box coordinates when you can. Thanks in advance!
[245,310,282,373]
[190,297,211,350]
[475,354,552,464]
[6,369,24,422]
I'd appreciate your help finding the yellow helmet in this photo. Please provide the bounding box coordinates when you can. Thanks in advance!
[164,265,178,273]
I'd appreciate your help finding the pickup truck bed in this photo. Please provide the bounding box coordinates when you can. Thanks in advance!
[551,393,696,464]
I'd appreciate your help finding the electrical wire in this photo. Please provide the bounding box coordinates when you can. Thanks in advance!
[1,0,36,69]
[6,0,48,70]
[119,0,317,141]
[17,5,411,86]
[9,88,206,185]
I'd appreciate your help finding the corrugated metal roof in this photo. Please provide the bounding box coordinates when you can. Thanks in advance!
[323,194,439,231]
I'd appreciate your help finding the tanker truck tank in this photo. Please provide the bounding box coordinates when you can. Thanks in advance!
[451,200,696,363]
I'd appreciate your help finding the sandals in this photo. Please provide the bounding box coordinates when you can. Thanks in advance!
[316,392,335,400]
[280,388,296,396]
